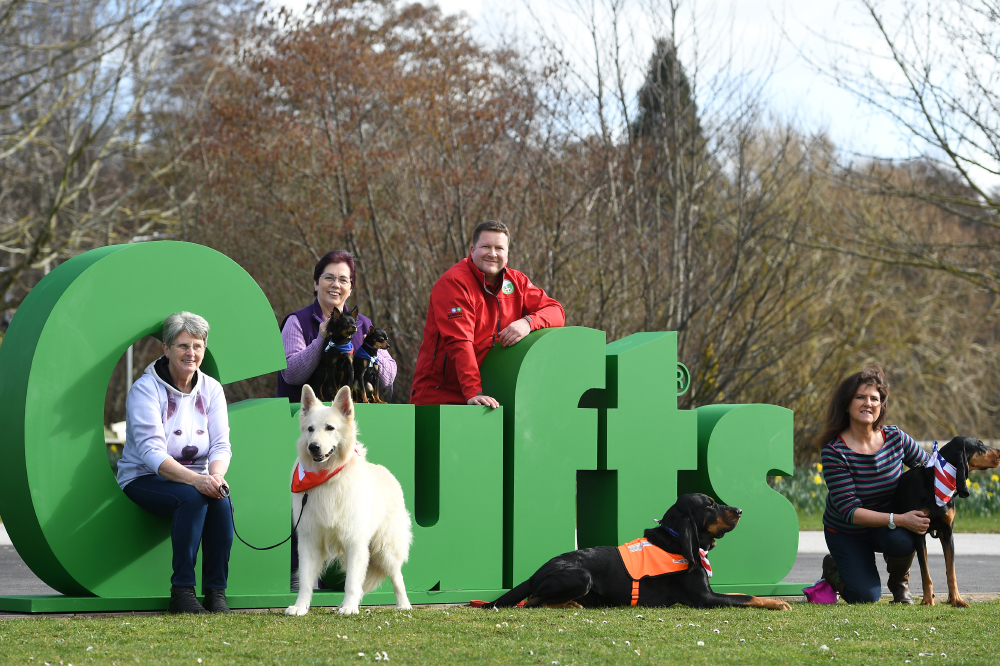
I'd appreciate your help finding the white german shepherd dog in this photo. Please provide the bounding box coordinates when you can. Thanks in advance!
[285,384,412,616]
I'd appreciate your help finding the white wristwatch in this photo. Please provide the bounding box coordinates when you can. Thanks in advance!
[888,513,896,530]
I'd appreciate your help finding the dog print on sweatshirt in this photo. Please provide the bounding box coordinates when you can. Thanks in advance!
[164,392,210,465]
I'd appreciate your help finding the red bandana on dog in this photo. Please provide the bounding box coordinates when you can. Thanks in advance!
[291,450,358,493]
[932,441,957,507]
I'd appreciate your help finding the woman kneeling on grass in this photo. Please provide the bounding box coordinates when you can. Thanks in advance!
[819,365,931,603]
[116,312,234,614]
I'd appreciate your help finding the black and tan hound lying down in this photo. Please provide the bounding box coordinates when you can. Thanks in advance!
[480,493,791,610]
[892,436,1000,607]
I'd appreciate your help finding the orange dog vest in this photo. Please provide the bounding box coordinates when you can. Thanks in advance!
[617,537,712,606]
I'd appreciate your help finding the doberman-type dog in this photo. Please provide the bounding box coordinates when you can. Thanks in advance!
[481,493,791,610]
[892,436,1000,607]
[308,306,358,402]
[352,326,392,403]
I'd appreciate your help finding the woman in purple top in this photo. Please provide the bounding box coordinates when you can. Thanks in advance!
[818,365,931,604]
[277,250,396,402]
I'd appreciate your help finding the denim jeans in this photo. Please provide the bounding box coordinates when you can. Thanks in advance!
[824,526,918,603]
[123,474,233,590]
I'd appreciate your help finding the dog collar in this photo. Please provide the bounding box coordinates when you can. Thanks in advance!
[662,525,680,539]
[932,441,957,506]
[324,340,354,354]
[355,345,375,362]
[291,450,358,493]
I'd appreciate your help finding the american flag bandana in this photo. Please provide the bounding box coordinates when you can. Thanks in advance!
[699,549,713,578]
[932,441,958,507]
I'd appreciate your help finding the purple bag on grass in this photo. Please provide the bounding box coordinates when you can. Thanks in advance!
[802,579,838,604]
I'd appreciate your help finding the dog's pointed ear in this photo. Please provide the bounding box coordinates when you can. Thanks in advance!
[333,385,354,419]
[330,308,342,321]
[301,385,319,415]
[384,326,392,334]
[349,305,359,317]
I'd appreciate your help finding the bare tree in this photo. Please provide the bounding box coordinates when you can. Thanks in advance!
[801,0,1000,292]
[0,0,245,317]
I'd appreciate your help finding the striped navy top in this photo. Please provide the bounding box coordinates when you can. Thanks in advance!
[821,425,930,533]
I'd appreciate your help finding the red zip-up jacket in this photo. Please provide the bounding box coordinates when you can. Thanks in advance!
[410,256,565,405]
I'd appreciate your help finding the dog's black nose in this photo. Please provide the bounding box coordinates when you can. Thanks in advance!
[308,443,320,453]
[735,508,742,516]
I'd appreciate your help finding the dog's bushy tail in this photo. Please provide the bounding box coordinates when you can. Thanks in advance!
[478,580,532,609]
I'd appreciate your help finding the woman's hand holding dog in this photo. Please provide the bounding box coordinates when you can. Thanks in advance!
[853,507,930,534]
[897,510,930,534]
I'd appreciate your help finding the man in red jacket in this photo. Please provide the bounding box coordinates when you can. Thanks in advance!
[410,220,565,407]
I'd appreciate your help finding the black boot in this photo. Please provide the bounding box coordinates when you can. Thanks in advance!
[822,554,845,596]
[169,586,209,614]
[885,554,915,604]
[203,588,231,613]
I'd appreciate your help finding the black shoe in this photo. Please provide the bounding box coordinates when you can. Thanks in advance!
[203,588,231,613]
[822,554,845,595]
[169,586,209,614]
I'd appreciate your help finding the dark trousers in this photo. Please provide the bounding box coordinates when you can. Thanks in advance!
[124,474,233,590]
[825,526,918,603]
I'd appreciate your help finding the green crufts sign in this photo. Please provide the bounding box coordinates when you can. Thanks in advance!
[0,242,802,612]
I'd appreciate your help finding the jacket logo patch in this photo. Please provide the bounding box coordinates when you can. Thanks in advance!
[447,306,463,319]
[501,279,515,295]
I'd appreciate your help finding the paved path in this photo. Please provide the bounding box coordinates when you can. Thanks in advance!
[4,526,1000,599]
[797,531,1000,555]
[788,531,1000,597]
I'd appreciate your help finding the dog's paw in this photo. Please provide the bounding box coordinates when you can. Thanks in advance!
[396,602,412,611]
[285,605,310,616]
[338,604,360,615]
[752,597,792,610]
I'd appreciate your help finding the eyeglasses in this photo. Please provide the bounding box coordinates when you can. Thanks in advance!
[173,343,204,352]
[320,274,351,287]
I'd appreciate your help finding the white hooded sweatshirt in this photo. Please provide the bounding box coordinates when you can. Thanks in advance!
[116,357,232,489]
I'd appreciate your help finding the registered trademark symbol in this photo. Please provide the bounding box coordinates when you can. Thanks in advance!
[676,362,690,396]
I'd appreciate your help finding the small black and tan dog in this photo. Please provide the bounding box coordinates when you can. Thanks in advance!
[892,436,1000,607]
[308,306,358,402]
[352,326,392,403]
[480,493,790,610]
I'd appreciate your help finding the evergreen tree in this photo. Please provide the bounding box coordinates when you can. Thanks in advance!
[633,38,702,145]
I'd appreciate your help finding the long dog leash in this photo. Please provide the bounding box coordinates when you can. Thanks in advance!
[220,452,357,550]
[220,483,309,551]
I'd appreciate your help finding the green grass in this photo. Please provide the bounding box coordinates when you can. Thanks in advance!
[2,602,999,665]
[797,509,825,531]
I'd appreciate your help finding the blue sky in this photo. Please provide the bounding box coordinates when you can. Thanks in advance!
[436,0,914,160]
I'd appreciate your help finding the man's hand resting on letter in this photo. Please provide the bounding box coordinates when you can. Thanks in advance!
[498,318,530,347]
[468,394,500,409]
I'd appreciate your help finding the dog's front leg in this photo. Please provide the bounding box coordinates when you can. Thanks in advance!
[941,531,968,608]
[916,535,934,605]
[338,544,371,615]
[286,536,322,616]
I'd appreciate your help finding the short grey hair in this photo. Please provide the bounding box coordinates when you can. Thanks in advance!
[162,312,210,347]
